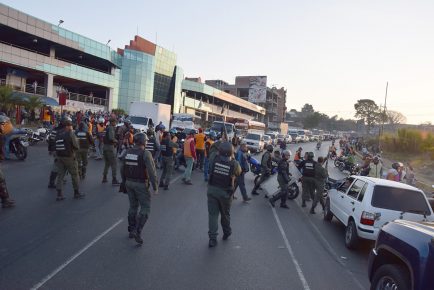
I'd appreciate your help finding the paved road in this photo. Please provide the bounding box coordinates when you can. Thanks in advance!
[0,141,372,290]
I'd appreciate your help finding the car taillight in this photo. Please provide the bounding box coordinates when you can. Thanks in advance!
[360,211,375,226]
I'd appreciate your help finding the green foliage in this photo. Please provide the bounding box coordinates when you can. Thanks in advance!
[25,96,43,111]
[381,128,434,159]
[0,85,15,111]
[112,108,126,116]
[354,99,381,133]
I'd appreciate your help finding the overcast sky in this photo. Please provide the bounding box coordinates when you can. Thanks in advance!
[5,0,434,124]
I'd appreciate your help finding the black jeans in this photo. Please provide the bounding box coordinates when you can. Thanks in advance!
[196,149,205,169]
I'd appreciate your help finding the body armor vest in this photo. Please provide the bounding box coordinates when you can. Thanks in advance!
[55,131,73,157]
[160,139,172,157]
[124,148,147,182]
[76,131,89,149]
[302,160,316,177]
[209,156,234,189]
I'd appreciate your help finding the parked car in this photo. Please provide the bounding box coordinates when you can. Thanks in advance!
[368,220,434,290]
[285,135,293,144]
[323,176,433,249]
[243,132,265,153]
[289,133,301,143]
[262,135,272,146]
[265,133,278,145]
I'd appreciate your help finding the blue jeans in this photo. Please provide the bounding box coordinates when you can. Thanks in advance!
[236,173,249,200]
[183,157,194,181]
[94,138,103,158]
[204,157,209,181]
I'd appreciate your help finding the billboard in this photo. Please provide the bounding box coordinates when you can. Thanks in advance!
[248,76,267,103]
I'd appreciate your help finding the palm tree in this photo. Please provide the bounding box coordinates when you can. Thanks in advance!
[0,85,15,113]
[25,95,43,122]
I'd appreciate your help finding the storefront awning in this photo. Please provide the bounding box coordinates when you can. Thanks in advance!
[11,92,59,106]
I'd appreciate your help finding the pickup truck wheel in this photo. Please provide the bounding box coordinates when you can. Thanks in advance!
[371,264,410,290]
[345,219,359,249]
[323,198,333,221]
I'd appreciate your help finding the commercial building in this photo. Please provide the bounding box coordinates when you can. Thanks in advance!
[206,76,287,132]
[0,3,266,124]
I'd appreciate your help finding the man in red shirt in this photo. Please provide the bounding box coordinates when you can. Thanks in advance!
[182,132,197,185]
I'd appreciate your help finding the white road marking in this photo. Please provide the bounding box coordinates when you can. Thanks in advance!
[30,218,123,290]
[270,206,311,290]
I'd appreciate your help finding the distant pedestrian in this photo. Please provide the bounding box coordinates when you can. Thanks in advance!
[195,128,206,170]
[234,140,251,202]
[182,131,196,185]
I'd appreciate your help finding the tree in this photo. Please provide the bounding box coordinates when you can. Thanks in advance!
[354,99,380,134]
[0,85,15,113]
[25,96,43,122]
[301,104,314,116]
[387,110,407,126]
[302,112,322,129]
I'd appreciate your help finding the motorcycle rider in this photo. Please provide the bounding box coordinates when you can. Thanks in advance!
[269,150,292,209]
[251,144,274,196]
[159,131,178,190]
[123,133,158,245]
[328,143,337,158]
[368,155,383,178]
[311,156,328,214]
[55,119,84,201]
[298,152,317,207]
[207,141,241,247]
[75,122,93,179]
[0,115,15,208]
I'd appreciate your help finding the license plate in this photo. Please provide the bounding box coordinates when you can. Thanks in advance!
[20,141,29,147]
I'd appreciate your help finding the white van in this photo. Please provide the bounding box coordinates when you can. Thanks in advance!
[243,132,265,153]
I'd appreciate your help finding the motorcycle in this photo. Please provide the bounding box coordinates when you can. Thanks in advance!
[8,134,29,160]
[338,161,361,175]
[287,173,300,200]
[334,156,347,167]
[328,150,337,160]
[248,154,278,186]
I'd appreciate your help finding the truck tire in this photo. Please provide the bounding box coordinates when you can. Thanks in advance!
[345,219,359,249]
[370,264,410,290]
[323,198,333,221]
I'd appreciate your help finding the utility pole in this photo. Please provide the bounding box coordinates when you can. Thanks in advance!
[379,82,388,151]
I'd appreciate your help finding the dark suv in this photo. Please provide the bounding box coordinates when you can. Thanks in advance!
[368,220,434,290]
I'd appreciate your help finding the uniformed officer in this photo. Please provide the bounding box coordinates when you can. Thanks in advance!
[269,150,292,209]
[75,122,93,179]
[311,156,328,214]
[146,128,159,160]
[298,152,317,207]
[55,119,84,201]
[207,141,241,248]
[123,133,158,245]
[102,117,120,185]
[159,131,178,190]
[0,115,15,208]
[251,144,274,196]
[47,119,65,188]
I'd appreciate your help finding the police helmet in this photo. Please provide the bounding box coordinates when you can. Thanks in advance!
[0,115,10,124]
[307,152,315,160]
[282,150,292,158]
[169,128,177,135]
[98,117,105,123]
[134,133,148,146]
[266,144,274,152]
[218,141,234,157]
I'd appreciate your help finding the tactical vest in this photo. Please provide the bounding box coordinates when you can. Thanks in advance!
[103,126,113,144]
[146,138,156,154]
[160,139,173,157]
[124,148,147,182]
[209,156,235,189]
[302,160,316,177]
[55,131,73,157]
[76,131,89,149]
[48,127,61,152]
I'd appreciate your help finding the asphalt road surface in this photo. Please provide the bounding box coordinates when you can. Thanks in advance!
[0,141,372,290]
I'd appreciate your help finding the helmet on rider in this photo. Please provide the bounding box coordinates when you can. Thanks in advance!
[297,147,303,152]
[391,162,400,170]
[282,150,292,159]
[0,115,11,124]
[266,144,274,152]
[133,133,148,146]
[169,128,177,135]
[209,131,217,140]
[307,151,315,160]
[98,117,105,124]
[218,141,233,157]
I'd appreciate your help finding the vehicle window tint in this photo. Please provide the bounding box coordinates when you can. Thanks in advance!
[358,183,368,202]
[338,177,354,193]
[371,185,431,214]
[348,180,365,199]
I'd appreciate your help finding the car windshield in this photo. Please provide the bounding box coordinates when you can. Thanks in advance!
[371,185,431,214]
[211,123,233,133]
[245,134,260,140]
[297,131,305,136]
[263,136,270,140]
[128,116,148,125]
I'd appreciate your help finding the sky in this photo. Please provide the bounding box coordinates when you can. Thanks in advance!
[4,0,434,124]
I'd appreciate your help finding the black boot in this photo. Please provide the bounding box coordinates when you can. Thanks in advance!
[127,215,136,239]
[159,181,165,188]
[102,175,108,183]
[208,239,217,247]
[302,200,307,207]
[310,207,316,214]
[48,172,57,188]
[1,198,15,208]
[56,189,65,201]
[73,190,85,199]
[134,214,148,245]
[112,178,121,186]
[81,167,86,180]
